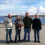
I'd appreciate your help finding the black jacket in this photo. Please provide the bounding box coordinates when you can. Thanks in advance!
[23,17,32,28]
[32,18,42,30]
[15,19,22,28]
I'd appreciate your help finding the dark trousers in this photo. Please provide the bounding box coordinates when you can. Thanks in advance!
[24,28,31,40]
[15,28,21,42]
[6,29,12,41]
[34,29,40,41]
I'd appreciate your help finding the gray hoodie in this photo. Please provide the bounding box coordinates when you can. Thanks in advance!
[4,18,12,29]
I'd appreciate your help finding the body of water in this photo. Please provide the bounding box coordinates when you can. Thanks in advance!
[0,16,45,24]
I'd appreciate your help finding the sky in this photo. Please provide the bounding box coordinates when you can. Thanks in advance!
[0,0,45,16]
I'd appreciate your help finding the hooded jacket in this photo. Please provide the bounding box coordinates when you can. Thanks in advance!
[4,18,12,29]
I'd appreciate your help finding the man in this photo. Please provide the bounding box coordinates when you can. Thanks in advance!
[4,14,12,43]
[32,14,42,43]
[23,12,32,42]
[15,15,22,43]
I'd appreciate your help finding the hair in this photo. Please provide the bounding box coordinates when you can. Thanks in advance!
[8,14,11,18]
[25,12,29,15]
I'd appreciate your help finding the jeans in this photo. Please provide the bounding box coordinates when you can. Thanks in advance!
[15,28,21,42]
[24,28,31,40]
[34,29,40,41]
[6,29,12,41]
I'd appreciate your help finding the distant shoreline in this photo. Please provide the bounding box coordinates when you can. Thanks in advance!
[0,15,45,17]
[0,23,45,25]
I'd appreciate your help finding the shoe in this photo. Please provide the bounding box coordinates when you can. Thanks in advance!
[38,41,40,43]
[23,39,26,41]
[34,40,36,42]
[28,40,30,42]
[14,40,18,43]
[19,40,21,42]
[6,41,9,44]
[15,41,18,43]
[10,40,13,43]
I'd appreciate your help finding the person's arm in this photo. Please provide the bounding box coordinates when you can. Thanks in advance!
[4,19,6,26]
[23,18,26,23]
[15,20,17,26]
[23,18,24,23]
[29,18,33,24]
[32,19,35,29]
[39,19,42,29]
[31,18,33,24]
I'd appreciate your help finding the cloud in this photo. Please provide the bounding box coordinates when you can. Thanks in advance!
[39,6,45,14]
[0,4,14,10]
[27,6,37,15]
[0,0,45,16]
[38,0,45,6]
[0,0,28,10]
[0,0,15,10]
[0,0,10,4]
[27,6,45,15]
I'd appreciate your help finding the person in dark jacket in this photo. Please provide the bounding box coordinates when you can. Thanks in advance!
[32,15,42,43]
[15,15,22,43]
[23,12,32,42]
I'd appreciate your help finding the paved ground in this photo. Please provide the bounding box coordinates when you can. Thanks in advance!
[0,24,45,45]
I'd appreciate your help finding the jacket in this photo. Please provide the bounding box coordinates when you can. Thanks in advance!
[32,18,42,30]
[15,19,22,28]
[4,18,12,29]
[23,17,32,28]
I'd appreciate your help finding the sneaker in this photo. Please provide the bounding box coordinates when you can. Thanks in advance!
[23,39,26,41]
[6,41,9,44]
[19,40,21,42]
[28,40,30,42]
[38,41,40,43]
[10,40,13,43]
[14,40,18,43]
[34,40,36,42]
